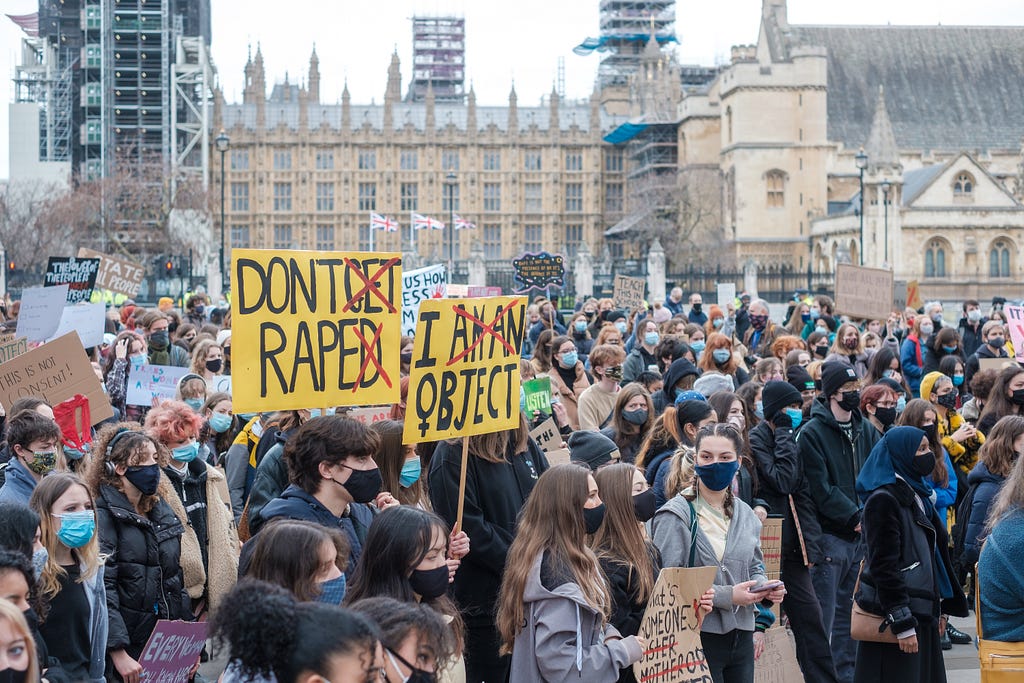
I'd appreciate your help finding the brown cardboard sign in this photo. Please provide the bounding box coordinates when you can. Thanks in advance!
[613,275,647,310]
[0,333,113,423]
[0,337,28,364]
[754,626,804,683]
[835,264,895,321]
[77,247,145,297]
[528,417,561,452]
[633,565,718,682]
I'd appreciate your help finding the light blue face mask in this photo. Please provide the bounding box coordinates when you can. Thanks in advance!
[53,510,96,548]
[309,407,335,419]
[399,458,422,488]
[784,407,803,429]
[896,395,907,413]
[644,332,660,346]
[129,355,146,370]
[712,349,731,364]
[209,412,233,433]
[184,398,204,412]
[171,440,200,463]
[754,400,764,420]
[561,351,578,367]
[690,340,706,353]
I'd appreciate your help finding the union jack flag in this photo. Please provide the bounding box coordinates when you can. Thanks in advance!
[453,214,476,230]
[412,213,445,231]
[370,213,399,232]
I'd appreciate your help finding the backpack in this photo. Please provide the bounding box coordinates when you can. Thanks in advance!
[950,480,981,575]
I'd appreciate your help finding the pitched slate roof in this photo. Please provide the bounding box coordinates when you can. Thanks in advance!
[782,25,1024,152]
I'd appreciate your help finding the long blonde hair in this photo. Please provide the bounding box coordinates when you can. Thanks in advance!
[29,473,102,601]
[0,598,39,683]
[496,464,610,654]
[664,444,696,501]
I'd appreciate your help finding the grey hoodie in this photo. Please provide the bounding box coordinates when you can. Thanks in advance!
[510,552,642,683]
[650,492,767,634]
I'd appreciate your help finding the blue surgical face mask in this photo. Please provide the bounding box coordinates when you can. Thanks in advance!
[209,412,233,433]
[712,349,731,364]
[713,318,724,329]
[615,321,628,334]
[399,458,422,488]
[943,345,958,354]
[574,320,587,333]
[32,548,48,579]
[952,374,964,386]
[129,355,145,370]
[784,407,803,429]
[560,351,578,367]
[690,340,706,353]
[171,440,199,463]
[53,510,96,549]
[644,332,660,346]
[695,460,740,492]
[309,407,335,419]
[184,398,204,412]
[896,395,907,413]
[754,400,764,420]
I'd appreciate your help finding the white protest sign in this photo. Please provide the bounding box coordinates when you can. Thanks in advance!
[401,264,446,336]
[209,375,233,395]
[346,405,392,425]
[717,283,736,310]
[126,364,190,406]
[16,285,70,341]
[49,303,106,348]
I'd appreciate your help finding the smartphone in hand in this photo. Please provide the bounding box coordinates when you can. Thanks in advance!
[750,580,783,593]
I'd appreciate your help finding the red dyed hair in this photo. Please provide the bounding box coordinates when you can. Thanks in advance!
[144,399,203,445]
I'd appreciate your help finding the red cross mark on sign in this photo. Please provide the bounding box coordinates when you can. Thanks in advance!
[342,258,400,313]
[446,300,519,367]
[351,323,392,391]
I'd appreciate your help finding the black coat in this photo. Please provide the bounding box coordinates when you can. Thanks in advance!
[96,484,190,656]
[965,343,1009,390]
[600,545,662,683]
[858,481,968,634]
[427,436,548,625]
[749,421,824,564]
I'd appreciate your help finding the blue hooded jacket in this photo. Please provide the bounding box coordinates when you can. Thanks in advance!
[0,456,37,505]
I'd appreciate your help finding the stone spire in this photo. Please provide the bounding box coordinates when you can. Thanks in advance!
[253,44,266,128]
[864,85,900,170]
[385,50,402,103]
[549,84,559,134]
[308,45,320,104]
[508,83,518,134]
[425,81,435,131]
[466,84,477,134]
[341,80,351,132]
[589,84,601,132]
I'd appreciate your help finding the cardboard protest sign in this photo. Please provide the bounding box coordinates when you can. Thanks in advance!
[512,251,565,292]
[613,275,646,310]
[906,279,924,311]
[467,285,502,297]
[16,285,69,341]
[633,565,718,682]
[760,517,783,618]
[0,333,113,423]
[345,405,392,425]
[44,256,100,304]
[402,264,446,336]
[544,448,571,466]
[231,250,403,412]
[138,620,208,683]
[78,247,145,297]
[834,264,894,321]
[1004,306,1024,364]
[126,364,191,406]
[528,417,560,452]
[717,283,736,310]
[50,302,106,349]
[979,358,1019,373]
[522,376,552,417]
[0,337,28,364]
[754,626,803,683]
[403,296,526,443]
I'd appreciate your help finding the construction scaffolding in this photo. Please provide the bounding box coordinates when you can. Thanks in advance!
[170,34,214,197]
[407,16,465,103]
[574,0,677,88]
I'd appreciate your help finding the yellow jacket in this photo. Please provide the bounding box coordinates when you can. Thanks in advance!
[939,409,984,471]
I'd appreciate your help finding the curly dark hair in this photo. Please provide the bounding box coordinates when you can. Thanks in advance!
[283,415,381,493]
[210,579,380,683]
[349,597,457,671]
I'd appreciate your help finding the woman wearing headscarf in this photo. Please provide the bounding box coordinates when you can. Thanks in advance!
[852,427,968,683]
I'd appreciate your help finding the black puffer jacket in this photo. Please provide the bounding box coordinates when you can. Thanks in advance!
[96,484,190,656]
[749,420,824,564]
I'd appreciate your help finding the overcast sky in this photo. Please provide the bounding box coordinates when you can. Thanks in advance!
[3,0,1024,178]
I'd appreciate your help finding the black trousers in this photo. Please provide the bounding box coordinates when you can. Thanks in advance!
[782,552,840,682]
[701,629,755,683]
[464,619,509,683]
[853,616,946,683]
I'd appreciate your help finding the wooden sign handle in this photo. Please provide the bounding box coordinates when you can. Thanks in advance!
[454,437,470,534]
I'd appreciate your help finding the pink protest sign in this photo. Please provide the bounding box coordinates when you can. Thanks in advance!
[138,620,207,683]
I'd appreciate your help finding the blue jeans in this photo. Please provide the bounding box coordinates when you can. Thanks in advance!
[810,533,864,683]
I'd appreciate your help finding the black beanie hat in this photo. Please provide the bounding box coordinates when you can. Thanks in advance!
[762,380,804,420]
[820,361,858,398]
[787,365,815,394]
[568,431,620,471]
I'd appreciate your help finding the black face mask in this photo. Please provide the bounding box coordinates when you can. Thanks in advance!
[873,406,897,427]
[332,465,382,504]
[1012,389,1024,406]
[408,563,450,600]
[148,331,169,348]
[936,392,958,410]
[913,451,936,478]
[923,423,938,443]
[814,345,829,358]
[583,503,606,535]
[0,668,28,683]
[125,464,161,496]
[633,489,657,523]
[838,390,860,412]
[692,303,702,314]
[388,649,437,683]
[206,358,223,373]
[400,352,413,364]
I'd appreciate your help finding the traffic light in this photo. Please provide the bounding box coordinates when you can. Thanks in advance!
[6,261,13,272]
[165,259,174,275]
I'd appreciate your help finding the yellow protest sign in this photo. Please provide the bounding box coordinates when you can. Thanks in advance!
[230,249,402,412]
[403,296,526,444]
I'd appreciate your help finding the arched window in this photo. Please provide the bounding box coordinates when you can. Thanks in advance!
[766,170,785,208]
[989,240,1012,278]
[953,172,974,199]
[925,239,947,278]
